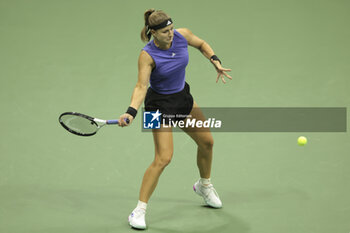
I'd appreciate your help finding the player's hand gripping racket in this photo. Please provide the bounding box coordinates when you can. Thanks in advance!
[59,112,129,136]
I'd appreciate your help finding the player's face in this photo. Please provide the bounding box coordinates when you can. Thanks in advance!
[153,25,174,44]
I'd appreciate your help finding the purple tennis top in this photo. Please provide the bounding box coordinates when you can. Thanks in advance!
[142,30,189,94]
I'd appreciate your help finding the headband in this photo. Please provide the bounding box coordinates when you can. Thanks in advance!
[149,18,173,30]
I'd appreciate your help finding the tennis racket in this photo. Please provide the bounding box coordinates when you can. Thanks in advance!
[59,112,129,136]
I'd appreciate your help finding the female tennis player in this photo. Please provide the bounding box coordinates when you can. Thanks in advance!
[118,9,232,230]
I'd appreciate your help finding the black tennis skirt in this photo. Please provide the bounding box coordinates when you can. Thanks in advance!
[144,82,194,123]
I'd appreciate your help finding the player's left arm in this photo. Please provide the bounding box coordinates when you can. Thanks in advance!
[177,28,232,83]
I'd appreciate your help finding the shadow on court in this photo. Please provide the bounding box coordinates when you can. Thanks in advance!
[0,185,250,233]
[145,197,250,233]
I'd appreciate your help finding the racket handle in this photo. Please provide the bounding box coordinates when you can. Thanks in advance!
[106,118,130,125]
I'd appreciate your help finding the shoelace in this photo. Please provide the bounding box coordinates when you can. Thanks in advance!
[131,208,146,218]
[201,184,220,199]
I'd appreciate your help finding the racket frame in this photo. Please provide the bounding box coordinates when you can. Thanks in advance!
[59,112,119,136]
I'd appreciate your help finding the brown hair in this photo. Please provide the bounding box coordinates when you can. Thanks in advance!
[141,9,170,42]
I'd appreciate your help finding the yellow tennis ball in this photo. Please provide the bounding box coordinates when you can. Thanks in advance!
[298,136,307,146]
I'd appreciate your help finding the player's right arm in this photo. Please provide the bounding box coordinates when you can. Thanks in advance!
[118,50,154,126]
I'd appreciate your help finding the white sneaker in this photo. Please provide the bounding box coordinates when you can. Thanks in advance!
[128,208,146,230]
[193,180,222,208]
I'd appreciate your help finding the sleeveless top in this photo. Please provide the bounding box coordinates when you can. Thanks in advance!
[142,30,189,94]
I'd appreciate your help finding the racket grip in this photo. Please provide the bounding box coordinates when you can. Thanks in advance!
[106,118,130,125]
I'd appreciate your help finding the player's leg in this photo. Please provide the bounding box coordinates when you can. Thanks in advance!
[139,126,173,202]
[183,101,213,178]
[128,125,173,229]
[182,101,222,208]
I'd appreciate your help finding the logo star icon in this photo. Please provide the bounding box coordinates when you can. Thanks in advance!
[151,110,162,122]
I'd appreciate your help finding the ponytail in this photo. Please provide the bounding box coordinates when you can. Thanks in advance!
[141,9,155,42]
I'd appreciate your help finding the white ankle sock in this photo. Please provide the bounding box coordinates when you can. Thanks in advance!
[200,178,211,186]
[136,200,147,210]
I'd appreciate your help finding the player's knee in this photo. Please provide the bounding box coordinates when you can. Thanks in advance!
[198,137,214,150]
[154,153,173,168]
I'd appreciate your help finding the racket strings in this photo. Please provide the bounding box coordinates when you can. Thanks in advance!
[60,115,98,135]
